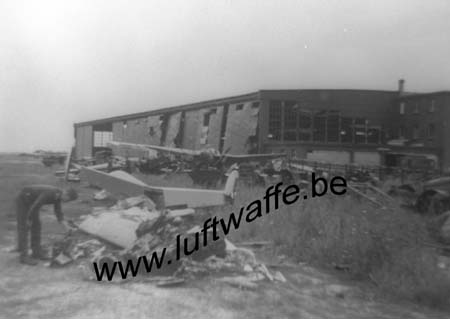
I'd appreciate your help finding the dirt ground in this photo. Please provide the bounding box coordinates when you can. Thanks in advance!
[0,154,448,319]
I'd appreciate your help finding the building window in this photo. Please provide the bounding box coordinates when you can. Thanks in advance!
[313,111,327,142]
[203,112,211,126]
[427,123,436,139]
[429,99,436,112]
[399,126,405,139]
[340,117,353,143]
[354,118,367,144]
[326,110,340,142]
[251,102,260,109]
[367,126,381,144]
[93,131,113,147]
[283,101,298,141]
[399,102,405,114]
[298,109,312,142]
[268,100,282,140]
[413,103,419,114]
[412,124,420,139]
[149,126,155,136]
[236,104,244,111]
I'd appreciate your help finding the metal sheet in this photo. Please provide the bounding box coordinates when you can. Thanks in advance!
[80,167,238,208]
[164,112,181,147]
[78,211,140,248]
[223,102,259,154]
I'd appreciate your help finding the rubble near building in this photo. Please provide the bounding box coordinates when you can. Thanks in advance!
[49,162,283,288]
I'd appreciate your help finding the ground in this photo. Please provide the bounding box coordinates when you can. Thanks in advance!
[0,154,448,319]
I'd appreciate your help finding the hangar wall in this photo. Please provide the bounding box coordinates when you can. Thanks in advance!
[75,125,93,159]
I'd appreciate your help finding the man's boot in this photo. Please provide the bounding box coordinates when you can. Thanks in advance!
[20,255,38,266]
[31,250,51,261]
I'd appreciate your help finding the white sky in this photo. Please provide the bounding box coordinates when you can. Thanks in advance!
[1,0,449,152]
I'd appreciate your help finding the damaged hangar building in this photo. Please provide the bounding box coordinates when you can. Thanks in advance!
[74,80,450,172]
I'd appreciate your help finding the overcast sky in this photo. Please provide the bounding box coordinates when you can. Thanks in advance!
[1,0,449,152]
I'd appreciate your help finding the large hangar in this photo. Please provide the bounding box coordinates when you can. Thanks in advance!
[73,84,449,171]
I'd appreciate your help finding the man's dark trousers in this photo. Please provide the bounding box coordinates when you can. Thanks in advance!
[16,196,41,258]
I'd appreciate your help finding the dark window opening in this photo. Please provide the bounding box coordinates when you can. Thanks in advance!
[236,104,244,111]
[298,131,311,141]
[367,126,380,144]
[428,123,435,139]
[400,102,405,114]
[298,110,312,129]
[284,131,297,141]
[326,111,340,142]
[251,101,260,109]
[283,101,298,141]
[412,124,420,139]
[313,111,327,142]
[354,118,366,144]
[429,100,436,112]
[268,100,282,140]
[203,112,211,126]
[340,117,352,143]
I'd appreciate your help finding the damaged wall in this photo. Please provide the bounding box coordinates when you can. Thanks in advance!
[203,107,223,150]
[163,112,181,147]
[75,125,93,159]
[182,109,203,150]
[223,101,260,154]
[181,106,223,150]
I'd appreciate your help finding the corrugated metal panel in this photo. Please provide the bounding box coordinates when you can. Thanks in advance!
[206,106,223,150]
[75,125,93,159]
[223,102,259,154]
[164,112,181,147]
[183,109,203,150]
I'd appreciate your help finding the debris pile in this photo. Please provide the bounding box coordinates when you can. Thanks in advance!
[50,194,283,288]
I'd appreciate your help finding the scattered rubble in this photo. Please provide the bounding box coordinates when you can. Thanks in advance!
[50,191,284,288]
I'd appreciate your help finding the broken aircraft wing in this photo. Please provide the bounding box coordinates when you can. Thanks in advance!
[223,153,287,164]
[109,141,286,162]
[108,141,206,157]
[80,166,238,209]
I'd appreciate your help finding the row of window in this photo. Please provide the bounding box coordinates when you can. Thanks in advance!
[268,101,384,144]
[398,123,436,140]
[399,99,436,115]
